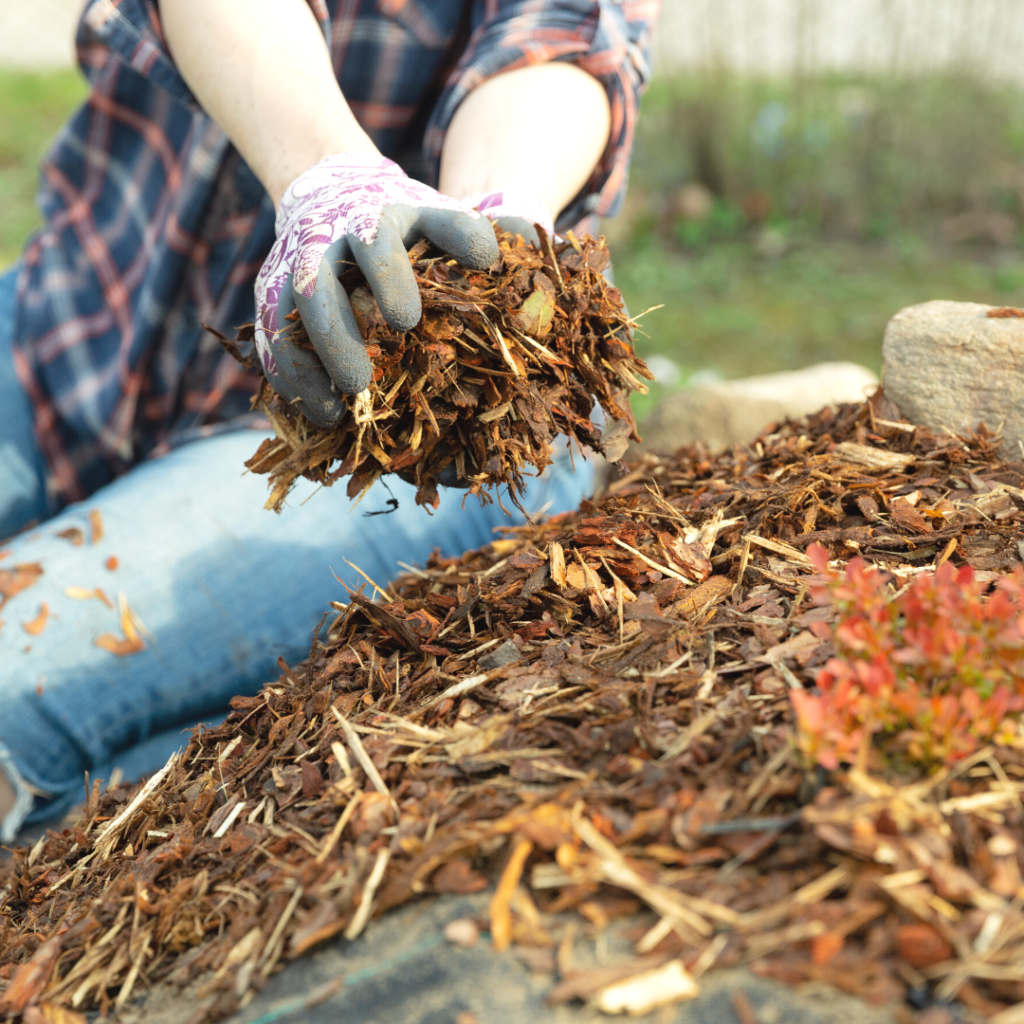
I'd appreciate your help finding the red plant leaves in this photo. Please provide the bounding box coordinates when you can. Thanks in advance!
[794,544,1024,771]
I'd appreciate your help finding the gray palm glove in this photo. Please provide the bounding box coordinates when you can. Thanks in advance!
[254,154,500,429]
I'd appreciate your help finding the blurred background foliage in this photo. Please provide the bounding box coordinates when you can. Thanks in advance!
[0,69,87,267]
[608,71,1024,417]
[2,59,1024,424]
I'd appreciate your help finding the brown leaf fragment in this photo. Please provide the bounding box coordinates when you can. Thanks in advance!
[300,758,325,799]
[433,859,489,894]
[94,594,146,656]
[896,923,953,968]
[599,417,634,464]
[23,1003,88,1024]
[0,561,43,610]
[987,306,1024,318]
[514,289,556,337]
[889,495,933,534]
[757,630,821,665]
[88,508,104,544]
[65,586,113,608]
[22,602,50,636]
[0,933,63,1014]
[55,527,85,546]
[289,902,343,956]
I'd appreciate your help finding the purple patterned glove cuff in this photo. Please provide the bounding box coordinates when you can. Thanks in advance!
[462,190,555,236]
[255,152,479,375]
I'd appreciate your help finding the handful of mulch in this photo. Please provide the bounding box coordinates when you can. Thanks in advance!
[231,227,652,512]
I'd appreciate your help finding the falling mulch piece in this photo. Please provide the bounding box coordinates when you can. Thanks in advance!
[2,390,1024,1024]
[64,587,113,609]
[0,563,43,612]
[20,604,49,637]
[87,511,103,546]
[223,227,652,511]
[93,594,146,657]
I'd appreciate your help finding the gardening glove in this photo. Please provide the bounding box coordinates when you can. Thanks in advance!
[462,189,555,248]
[255,153,500,428]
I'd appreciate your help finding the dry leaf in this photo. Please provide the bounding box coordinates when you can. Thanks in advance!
[0,562,43,610]
[88,508,104,544]
[22,603,50,636]
[514,289,556,337]
[94,594,146,656]
[65,586,113,608]
[0,934,63,1014]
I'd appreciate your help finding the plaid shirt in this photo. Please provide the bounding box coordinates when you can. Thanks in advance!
[13,0,656,506]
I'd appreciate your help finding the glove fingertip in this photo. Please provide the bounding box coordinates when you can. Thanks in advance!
[456,217,501,270]
[378,290,422,333]
[299,392,346,429]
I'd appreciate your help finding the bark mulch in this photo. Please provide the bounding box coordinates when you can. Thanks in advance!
[230,227,651,512]
[2,391,1023,1023]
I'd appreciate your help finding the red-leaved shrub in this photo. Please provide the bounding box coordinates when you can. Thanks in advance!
[791,544,1024,771]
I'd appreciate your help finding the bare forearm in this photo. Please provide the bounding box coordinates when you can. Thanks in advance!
[439,63,611,219]
[160,0,378,207]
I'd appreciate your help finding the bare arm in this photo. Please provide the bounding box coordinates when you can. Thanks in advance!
[160,0,379,207]
[438,62,611,221]
[161,0,610,219]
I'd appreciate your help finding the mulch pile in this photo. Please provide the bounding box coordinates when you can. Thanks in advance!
[2,391,1024,1023]
[233,227,650,512]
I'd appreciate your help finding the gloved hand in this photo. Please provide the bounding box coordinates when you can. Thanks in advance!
[255,153,500,428]
[462,189,555,248]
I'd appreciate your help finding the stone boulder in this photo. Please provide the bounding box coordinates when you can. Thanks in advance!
[639,361,879,454]
[882,301,1024,460]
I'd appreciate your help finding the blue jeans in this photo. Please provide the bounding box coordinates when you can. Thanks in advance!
[0,267,593,839]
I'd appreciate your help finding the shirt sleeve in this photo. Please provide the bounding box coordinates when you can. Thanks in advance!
[76,0,332,110]
[425,0,658,229]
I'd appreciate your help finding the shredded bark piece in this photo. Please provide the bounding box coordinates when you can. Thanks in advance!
[221,228,652,511]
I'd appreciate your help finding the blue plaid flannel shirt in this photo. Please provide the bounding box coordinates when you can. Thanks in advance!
[13,0,657,506]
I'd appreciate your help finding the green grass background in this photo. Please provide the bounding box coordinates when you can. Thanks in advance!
[3,66,1023,421]
[0,69,88,266]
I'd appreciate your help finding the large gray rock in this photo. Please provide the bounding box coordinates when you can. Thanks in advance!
[640,362,879,454]
[882,300,1024,459]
